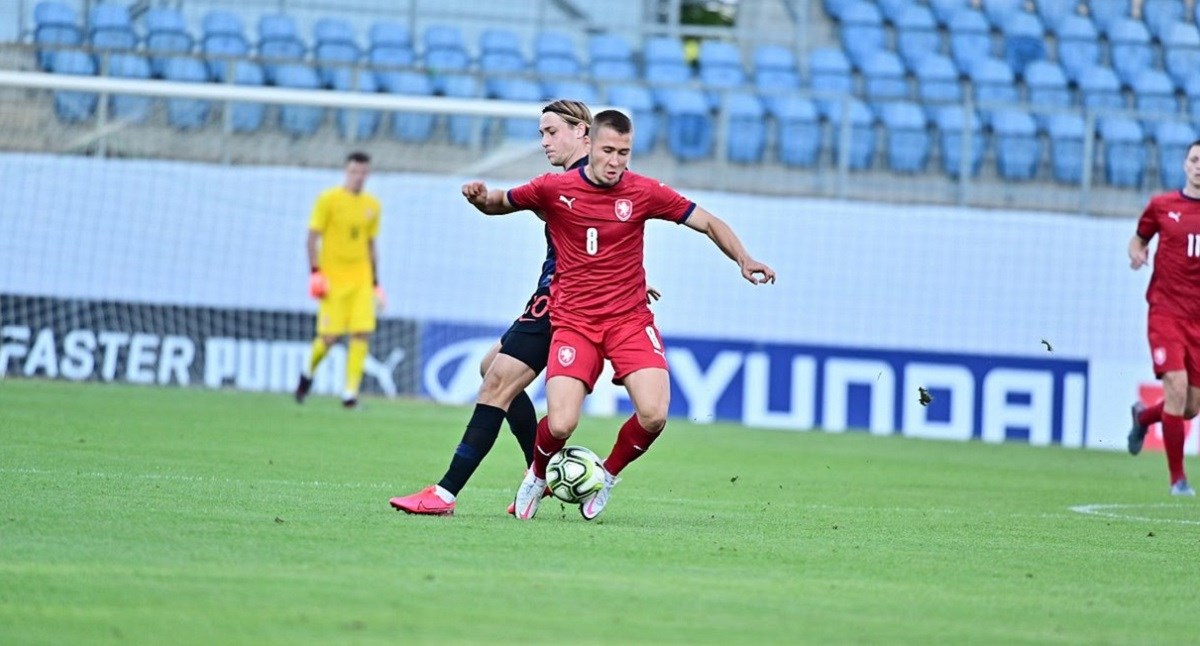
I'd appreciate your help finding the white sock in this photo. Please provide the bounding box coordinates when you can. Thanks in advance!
[433,485,456,503]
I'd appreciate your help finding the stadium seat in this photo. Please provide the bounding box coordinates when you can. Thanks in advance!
[1036,0,1076,32]
[840,1,886,68]
[258,15,307,83]
[50,50,97,123]
[982,0,1024,28]
[1164,23,1200,90]
[862,50,909,117]
[1133,70,1181,128]
[314,18,361,87]
[1022,60,1072,129]
[774,96,822,167]
[935,106,985,177]
[534,31,581,78]
[542,79,598,105]
[645,35,690,65]
[89,4,137,53]
[1100,117,1147,187]
[228,61,266,133]
[607,84,658,153]
[699,41,747,108]
[809,47,854,119]
[162,57,211,129]
[482,51,527,98]
[369,21,411,52]
[753,45,800,113]
[107,53,152,124]
[969,58,1019,126]
[333,70,380,141]
[915,54,962,119]
[661,89,714,161]
[1089,1,1128,35]
[876,0,913,25]
[1046,113,1087,184]
[822,0,857,20]
[314,17,356,47]
[423,25,471,87]
[275,65,324,137]
[895,4,941,71]
[1078,66,1125,114]
[202,10,244,37]
[992,109,1041,180]
[1154,121,1197,188]
[828,98,876,170]
[143,8,194,78]
[588,33,637,81]
[879,101,930,172]
[1001,11,1046,76]
[724,93,767,163]
[1187,77,1200,126]
[202,12,250,83]
[643,36,693,106]
[1108,19,1154,88]
[370,46,417,91]
[34,1,82,71]
[443,74,481,146]
[494,77,542,140]
[1055,16,1099,83]
[948,8,993,74]
[380,71,435,142]
[929,0,971,26]
[1143,0,1187,40]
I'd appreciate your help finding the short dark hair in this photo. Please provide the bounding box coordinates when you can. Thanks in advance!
[1189,139,1200,155]
[592,110,632,136]
[345,151,371,164]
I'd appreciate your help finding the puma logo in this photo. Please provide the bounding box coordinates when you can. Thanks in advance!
[559,195,576,209]
[1169,211,1182,222]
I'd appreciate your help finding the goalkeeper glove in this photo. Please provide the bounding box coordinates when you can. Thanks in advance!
[374,285,387,312]
[309,269,329,299]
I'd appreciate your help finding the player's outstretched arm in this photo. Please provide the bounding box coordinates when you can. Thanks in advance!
[684,207,776,285]
[1129,234,1150,270]
[462,181,519,215]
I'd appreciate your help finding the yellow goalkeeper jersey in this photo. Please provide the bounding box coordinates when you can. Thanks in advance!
[309,186,381,286]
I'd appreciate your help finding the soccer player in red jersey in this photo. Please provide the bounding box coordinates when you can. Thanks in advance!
[462,110,776,520]
[1127,139,1200,496]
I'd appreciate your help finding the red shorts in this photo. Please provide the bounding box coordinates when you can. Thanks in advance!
[1147,312,1200,385]
[547,310,669,391]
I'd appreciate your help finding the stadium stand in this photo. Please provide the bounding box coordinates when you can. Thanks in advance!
[107,53,152,124]
[1046,113,1087,184]
[880,101,931,173]
[34,1,82,71]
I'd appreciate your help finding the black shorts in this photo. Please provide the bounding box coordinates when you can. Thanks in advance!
[499,325,551,374]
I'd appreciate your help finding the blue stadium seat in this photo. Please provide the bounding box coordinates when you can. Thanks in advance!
[880,101,930,172]
[481,28,523,57]
[607,84,658,153]
[370,46,417,92]
[646,63,694,108]
[143,8,193,78]
[929,0,971,26]
[1187,76,1200,127]
[443,74,481,146]
[1143,0,1186,40]
[1100,117,1147,187]
[34,1,82,71]
[333,70,380,140]
[592,58,638,82]
[89,3,137,54]
[828,98,876,169]
[982,0,1024,28]
[1133,70,1180,128]
[315,17,355,47]
[275,65,324,137]
[162,57,210,129]
[876,0,914,25]
[645,36,687,65]
[661,89,714,161]
[534,32,580,78]
[1154,121,1197,188]
[423,25,470,81]
[840,2,886,68]
[1022,60,1072,129]
[536,53,582,78]
[948,8,993,74]
[809,47,854,119]
[314,18,361,87]
[1078,66,1125,114]
[1055,16,1099,83]
[774,97,822,167]
[202,23,249,83]
[822,0,857,20]
[936,106,985,177]
[1001,11,1046,76]
[50,50,96,123]
[1090,1,1129,35]
[753,45,800,113]
[144,7,187,35]
[1164,23,1200,90]
[380,71,434,142]
[970,58,1019,126]
[258,15,306,83]
[699,41,747,108]
[542,80,598,105]
[862,50,909,117]
[202,10,244,38]
[368,21,411,52]
[107,53,152,124]
[915,54,962,120]
[1108,19,1154,88]
[895,4,940,71]
[1036,0,1076,32]
[589,33,637,82]
[229,61,266,133]
[482,51,527,98]
[1046,113,1086,183]
[724,92,766,163]
[992,109,1041,180]
[494,77,542,140]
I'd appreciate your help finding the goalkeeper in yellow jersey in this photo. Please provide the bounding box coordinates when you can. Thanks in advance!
[294,151,384,409]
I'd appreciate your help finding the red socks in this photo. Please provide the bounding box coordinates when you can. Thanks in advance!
[1138,401,1164,427]
[531,416,566,479]
[603,414,661,476]
[1162,412,1187,484]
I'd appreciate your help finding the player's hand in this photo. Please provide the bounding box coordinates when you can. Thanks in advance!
[740,259,776,285]
[646,285,662,304]
[374,285,387,312]
[462,181,489,208]
[1129,238,1149,270]
[309,270,329,299]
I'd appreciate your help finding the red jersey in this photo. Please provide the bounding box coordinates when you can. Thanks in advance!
[1137,190,1200,319]
[507,167,695,324]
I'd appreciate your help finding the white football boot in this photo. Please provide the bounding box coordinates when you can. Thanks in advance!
[512,469,547,520]
[579,468,619,521]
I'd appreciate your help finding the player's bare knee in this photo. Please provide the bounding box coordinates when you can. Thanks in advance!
[637,409,668,434]
[548,417,577,439]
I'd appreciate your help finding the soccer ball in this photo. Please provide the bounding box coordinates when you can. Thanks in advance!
[545,446,606,503]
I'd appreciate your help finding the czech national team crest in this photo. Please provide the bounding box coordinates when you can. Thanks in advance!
[557,346,576,367]
[614,199,633,222]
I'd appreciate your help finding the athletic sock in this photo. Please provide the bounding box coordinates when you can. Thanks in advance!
[344,339,368,399]
[433,485,456,503]
[506,390,537,466]
[603,414,661,476]
[531,416,565,479]
[1162,412,1187,484]
[1138,401,1164,427]
[437,404,506,496]
[306,337,328,376]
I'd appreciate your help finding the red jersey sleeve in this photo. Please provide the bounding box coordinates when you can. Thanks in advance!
[1136,197,1160,241]
[645,179,696,223]
[506,173,552,212]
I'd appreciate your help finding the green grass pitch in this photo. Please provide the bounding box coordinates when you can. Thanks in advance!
[1,379,1196,644]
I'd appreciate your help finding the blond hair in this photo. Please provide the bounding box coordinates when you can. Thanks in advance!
[542,99,592,131]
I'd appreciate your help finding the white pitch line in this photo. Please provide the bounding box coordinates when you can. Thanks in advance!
[1069,503,1200,526]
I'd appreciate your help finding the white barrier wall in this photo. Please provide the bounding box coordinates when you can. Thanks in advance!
[0,154,1165,451]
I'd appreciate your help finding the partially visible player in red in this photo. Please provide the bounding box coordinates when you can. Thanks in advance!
[1127,139,1200,496]
[462,110,776,520]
